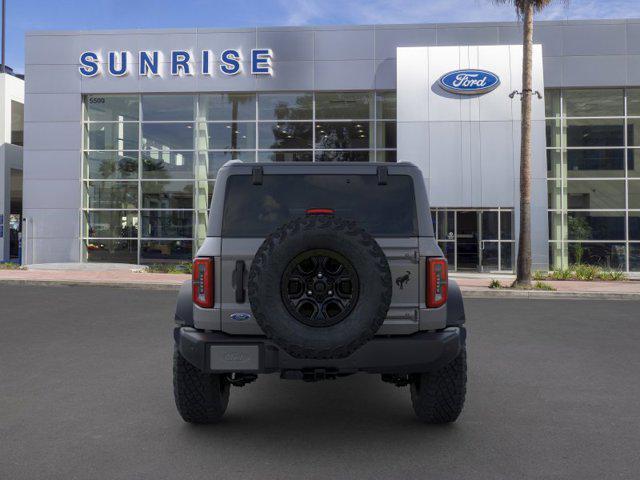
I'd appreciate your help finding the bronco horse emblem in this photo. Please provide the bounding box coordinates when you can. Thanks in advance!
[395,271,411,290]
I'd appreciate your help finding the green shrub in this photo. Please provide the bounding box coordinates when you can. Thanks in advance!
[534,281,556,291]
[532,270,548,281]
[146,262,192,274]
[0,262,21,270]
[488,279,502,289]
[573,264,601,281]
[597,270,627,281]
[550,268,573,280]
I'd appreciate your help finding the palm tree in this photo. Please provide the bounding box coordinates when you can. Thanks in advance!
[495,0,553,287]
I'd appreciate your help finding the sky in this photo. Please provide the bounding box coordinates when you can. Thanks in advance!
[5,0,640,73]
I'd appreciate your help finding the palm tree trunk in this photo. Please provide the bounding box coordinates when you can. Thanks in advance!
[516,2,534,287]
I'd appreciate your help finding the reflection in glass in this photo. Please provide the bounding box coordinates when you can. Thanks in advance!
[258,151,313,162]
[85,95,139,122]
[376,122,397,149]
[547,150,562,178]
[315,92,373,119]
[376,91,396,119]
[500,211,512,240]
[627,118,640,147]
[86,181,138,209]
[546,119,562,148]
[315,122,371,149]
[142,94,194,121]
[566,119,624,147]
[86,239,137,263]
[199,122,256,150]
[629,213,640,240]
[141,240,193,263]
[142,150,194,179]
[377,150,397,162]
[630,244,640,271]
[85,151,138,179]
[629,149,640,177]
[566,180,625,209]
[548,212,565,242]
[197,151,256,178]
[501,243,513,271]
[627,88,640,116]
[566,149,624,177]
[142,123,194,150]
[481,241,499,271]
[568,243,626,269]
[199,93,255,121]
[258,122,312,149]
[142,181,193,209]
[437,210,455,240]
[567,211,625,240]
[141,211,193,238]
[315,151,372,162]
[258,93,312,120]
[629,180,640,209]
[562,89,623,117]
[481,211,499,240]
[439,241,455,267]
[85,122,139,150]
[544,89,560,118]
[85,211,138,238]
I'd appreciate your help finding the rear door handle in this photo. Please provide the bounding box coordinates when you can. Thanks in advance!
[232,260,246,303]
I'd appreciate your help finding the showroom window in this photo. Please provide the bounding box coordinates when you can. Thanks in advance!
[82,91,397,263]
[546,88,640,272]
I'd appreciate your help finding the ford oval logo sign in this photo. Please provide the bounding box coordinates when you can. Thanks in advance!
[438,69,500,95]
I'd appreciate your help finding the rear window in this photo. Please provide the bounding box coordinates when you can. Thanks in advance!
[221,174,417,237]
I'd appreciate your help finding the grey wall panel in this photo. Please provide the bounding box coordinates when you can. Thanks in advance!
[428,122,463,208]
[498,25,564,57]
[543,56,562,88]
[314,60,375,90]
[563,23,627,56]
[314,29,374,61]
[396,121,429,172]
[563,55,628,87]
[257,30,313,61]
[25,34,79,65]
[25,64,81,94]
[196,30,256,55]
[26,209,80,239]
[24,151,81,181]
[374,28,437,59]
[479,121,515,207]
[139,69,199,93]
[256,61,314,91]
[24,94,81,123]
[23,179,80,209]
[627,55,640,84]
[530,178,550,270]
[627,23,640,55]
[81,68,140,93]
[28,236,81,263]
[436,26,499,46]
[196,62,258,92]
[24,122,81,151]
[374,58,396,90]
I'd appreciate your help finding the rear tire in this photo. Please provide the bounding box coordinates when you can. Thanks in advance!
[410,346,467,424]
[173,346,230,424]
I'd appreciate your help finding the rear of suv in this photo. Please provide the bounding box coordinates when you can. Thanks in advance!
[174,161,467,424]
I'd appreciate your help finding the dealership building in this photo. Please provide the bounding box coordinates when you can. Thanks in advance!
[20,18,640,273]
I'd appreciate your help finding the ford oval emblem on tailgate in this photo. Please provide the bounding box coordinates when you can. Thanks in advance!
[230,312,252,321]
[438,69,500,95]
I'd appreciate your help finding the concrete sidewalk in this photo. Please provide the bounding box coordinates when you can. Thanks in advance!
[1,266,639,299]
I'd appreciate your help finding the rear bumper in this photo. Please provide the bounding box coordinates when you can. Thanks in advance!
[175,327,466,375]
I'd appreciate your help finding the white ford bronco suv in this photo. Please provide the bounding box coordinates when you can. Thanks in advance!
[174,161,467,424]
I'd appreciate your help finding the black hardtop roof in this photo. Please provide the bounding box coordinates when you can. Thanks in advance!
[219,160,421,175]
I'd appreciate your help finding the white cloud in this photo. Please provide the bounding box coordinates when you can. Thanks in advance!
[278,0,640,26]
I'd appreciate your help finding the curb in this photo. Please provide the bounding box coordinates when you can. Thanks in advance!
[0,279,182,291]
[460,287,640,301]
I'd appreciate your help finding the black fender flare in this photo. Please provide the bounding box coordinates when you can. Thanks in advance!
[446,279,466,327]
[175,280,193,327]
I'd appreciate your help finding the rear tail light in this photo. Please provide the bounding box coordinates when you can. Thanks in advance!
[192,257,214,308]
[306,208,335,215]
[427,258,448,308]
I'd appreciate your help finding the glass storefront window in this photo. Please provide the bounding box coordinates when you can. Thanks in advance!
[141,240,193,263]
[627,88,640,117]
[198,122,256,150]
[199,93,255,121]
[198,151,256,178]
[141,123,194,150]
[630,244,640,271]
[315,151,372,162]
[566,119,624,147]
[437,210,455,240]
[258,122,313,149]
[544,89,560,118]
[85,151,138,179]
[567,211,625,240]
[566,149,625,177]
[627,118,640,146]
[563,89,623,117]
[86,181,138,209]
[629,213,640,241]
[629,180,640,209]
[85,239,138,263]
[142,95,195,121]
[376,122,397,149]
[142,150,194,179]
[547,179,565,210]
[85,122,139,150]
[481,211,498,240]
[141,211,193,238]
[377,150,397,162]
[315,122,372,149]
[141,181,193,209]
[548,212,565,242]
[568,242,626,269]
[258,151,314,162]
[85,94,139,122]
[85,211,138,238]
[258,93,313,120]
[500,211,512,240]
[315,92,373,119]
[501,242,513,271]
[546,119,562,148]
[566,180,625,209]
[547,149,562,178]
[629,149,640,177]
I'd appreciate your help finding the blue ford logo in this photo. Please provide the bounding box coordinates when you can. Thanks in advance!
[438,69,500,95]
[230,313,252,321]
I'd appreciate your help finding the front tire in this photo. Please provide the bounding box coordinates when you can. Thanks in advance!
[410,346,467,424]
[173,346,230,424]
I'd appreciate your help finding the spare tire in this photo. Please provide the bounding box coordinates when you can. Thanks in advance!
[248,215,392,359]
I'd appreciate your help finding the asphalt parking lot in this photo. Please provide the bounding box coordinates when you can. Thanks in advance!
[1,285,639,480]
